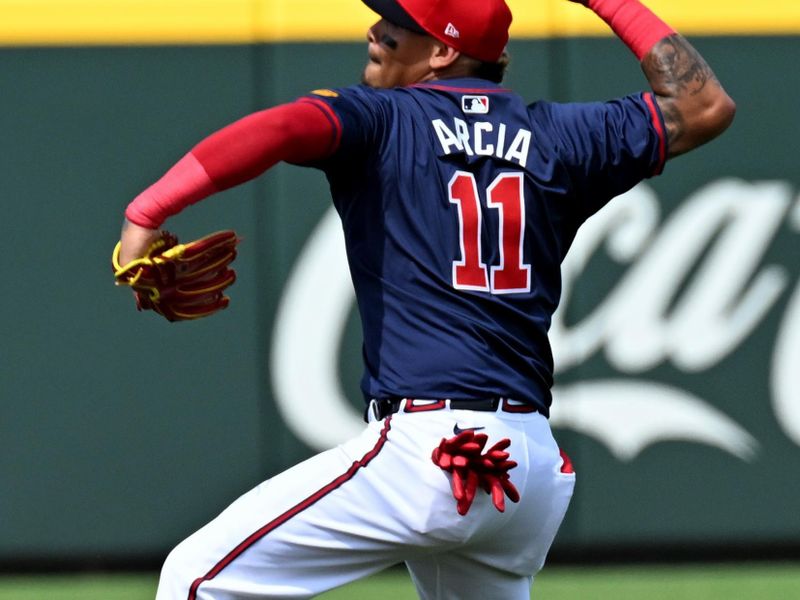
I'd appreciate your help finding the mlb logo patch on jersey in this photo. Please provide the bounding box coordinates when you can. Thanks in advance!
[462,95,489,115]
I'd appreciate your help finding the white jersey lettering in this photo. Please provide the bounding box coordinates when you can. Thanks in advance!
[432,118,531,167]
[495,122,507,160]
[454,118,474,156]
[432,118,463,154]
[504,129,531,168]
[474,122,495,156]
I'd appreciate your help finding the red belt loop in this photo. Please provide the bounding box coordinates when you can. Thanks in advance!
[500,398,538,413]
[403,399,447,413]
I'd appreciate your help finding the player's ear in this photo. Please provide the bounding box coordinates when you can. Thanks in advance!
[429,41,460,70]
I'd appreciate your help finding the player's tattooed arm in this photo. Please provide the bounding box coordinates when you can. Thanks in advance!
[642,34,736,158]
[568,0,735,157]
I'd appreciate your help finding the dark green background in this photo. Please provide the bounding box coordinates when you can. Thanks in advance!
[1,37,797,564]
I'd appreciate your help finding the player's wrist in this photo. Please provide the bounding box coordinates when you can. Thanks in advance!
[124,202,163,230]
[584,0,676,61]
[117,219,162,266]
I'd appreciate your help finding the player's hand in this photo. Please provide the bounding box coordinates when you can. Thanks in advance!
[118,219,162,265]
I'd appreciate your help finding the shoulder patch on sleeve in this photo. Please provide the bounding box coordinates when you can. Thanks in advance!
[311,89,339,98]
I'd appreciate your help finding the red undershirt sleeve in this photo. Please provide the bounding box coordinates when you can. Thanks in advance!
[586,0,676,61]
[125,99,341,229]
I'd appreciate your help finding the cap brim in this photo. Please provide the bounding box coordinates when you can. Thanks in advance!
[361,0,427,34]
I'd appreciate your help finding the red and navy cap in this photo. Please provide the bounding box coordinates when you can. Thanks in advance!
[362,0,513,63]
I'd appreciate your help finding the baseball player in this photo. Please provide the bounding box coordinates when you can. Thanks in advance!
[115,0,734,598]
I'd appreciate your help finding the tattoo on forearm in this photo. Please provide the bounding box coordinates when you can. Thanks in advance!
[643,34,719,150]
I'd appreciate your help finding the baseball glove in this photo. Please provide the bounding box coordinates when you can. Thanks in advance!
[112,230,239,322]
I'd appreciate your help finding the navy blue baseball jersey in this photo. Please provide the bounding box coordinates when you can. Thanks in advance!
[304,78,666,414]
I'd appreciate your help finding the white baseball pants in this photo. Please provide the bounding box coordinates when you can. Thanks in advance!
[155,403,575,600]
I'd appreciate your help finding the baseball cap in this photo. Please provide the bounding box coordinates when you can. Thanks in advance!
[361,0,513,63]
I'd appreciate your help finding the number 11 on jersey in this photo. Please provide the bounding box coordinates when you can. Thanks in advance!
[449,171,531,294]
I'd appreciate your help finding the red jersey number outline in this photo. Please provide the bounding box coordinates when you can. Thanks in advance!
[449,171,531,294]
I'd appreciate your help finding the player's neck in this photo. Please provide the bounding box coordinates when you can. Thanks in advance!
[428,61,477,82]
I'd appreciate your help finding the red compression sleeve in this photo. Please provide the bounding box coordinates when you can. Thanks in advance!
[125,153,217,229]
[587,0,676,61]
[125,99,340,228]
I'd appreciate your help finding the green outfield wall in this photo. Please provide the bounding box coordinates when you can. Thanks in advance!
[1,20,799,565]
